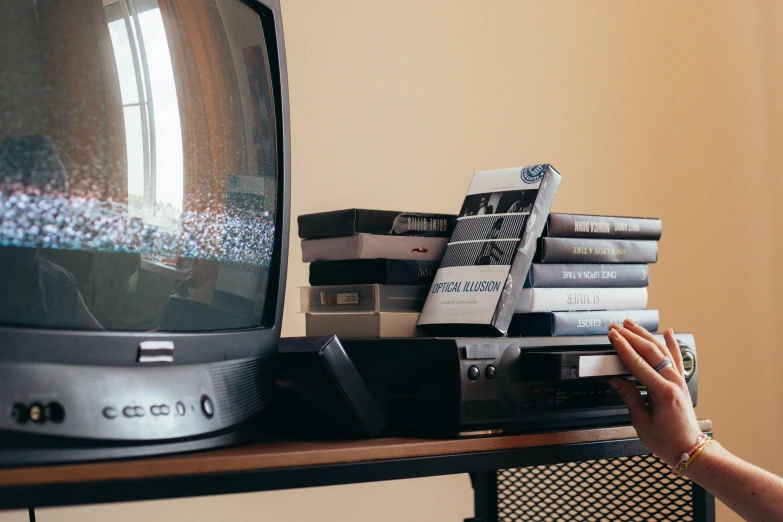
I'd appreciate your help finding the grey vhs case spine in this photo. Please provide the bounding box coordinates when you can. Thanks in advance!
[524,263,650,288]
[534,238,658,264]
[545,213,662,240]
[508,309,660,337]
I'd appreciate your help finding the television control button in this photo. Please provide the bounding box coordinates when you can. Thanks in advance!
[29,403,44,423]
[103,407,118,419]
[10,403,28,424]
[485,365,497,380]
[123,406,145,418]
[467,365,480,381]
[150,405,171,416]
[45,402,65,423]
[201,395,214,419]
[176,402,186,416]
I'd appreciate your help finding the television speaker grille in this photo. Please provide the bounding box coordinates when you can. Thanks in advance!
[207,358,272,426]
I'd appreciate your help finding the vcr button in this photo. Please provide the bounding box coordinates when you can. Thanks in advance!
[681,350,696,380]
[45,402,65,423]
[28,403,44,423]
[467,366,480,381]
[485,365,497,380]
[10,403,28,424]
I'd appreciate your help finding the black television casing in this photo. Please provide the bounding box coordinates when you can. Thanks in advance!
[0,0,291,467]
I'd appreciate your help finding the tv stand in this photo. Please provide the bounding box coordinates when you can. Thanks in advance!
[0,420,715,521]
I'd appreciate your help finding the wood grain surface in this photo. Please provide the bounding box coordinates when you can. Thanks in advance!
[0,420,711,488]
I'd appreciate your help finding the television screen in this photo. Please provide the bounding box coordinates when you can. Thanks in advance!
[0,0,280,332]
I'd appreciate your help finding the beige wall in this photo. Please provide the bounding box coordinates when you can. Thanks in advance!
[2,1,781,521]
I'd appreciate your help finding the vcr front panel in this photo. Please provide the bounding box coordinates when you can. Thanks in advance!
[341,334,698,437]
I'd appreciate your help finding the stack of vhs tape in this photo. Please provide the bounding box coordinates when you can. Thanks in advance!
[299,208,457,337]
[507,213,662,336]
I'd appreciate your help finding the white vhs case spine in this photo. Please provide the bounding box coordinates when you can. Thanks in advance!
[417,164,562,336]
[305,312,424,338]
[514,287,649,313]
[301,234,448,262]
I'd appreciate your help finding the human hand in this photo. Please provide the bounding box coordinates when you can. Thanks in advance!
[607,319,703,467]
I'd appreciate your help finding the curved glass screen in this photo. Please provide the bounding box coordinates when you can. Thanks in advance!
[0,0,278,331]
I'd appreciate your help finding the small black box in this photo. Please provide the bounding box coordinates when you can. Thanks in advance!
[275,336,387,438]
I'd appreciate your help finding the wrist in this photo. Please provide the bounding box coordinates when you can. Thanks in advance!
[671,435,712,477]
[660,430,707,467]
[682,439,723,479]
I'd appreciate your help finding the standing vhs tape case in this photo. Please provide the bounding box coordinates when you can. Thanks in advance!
[418,165,561,336]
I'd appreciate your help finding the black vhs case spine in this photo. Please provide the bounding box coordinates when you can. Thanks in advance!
[525,263,650,288]
[298,209,456,239]
[535,238,658,264]
[545,214,662,240]
[298,209,361,238]
[508,309,660,336]
[309,259,439,285]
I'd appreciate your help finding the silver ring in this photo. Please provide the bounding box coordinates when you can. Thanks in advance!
[653,357,672,373]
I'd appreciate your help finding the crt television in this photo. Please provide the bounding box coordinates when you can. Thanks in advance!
[0,0,290,465]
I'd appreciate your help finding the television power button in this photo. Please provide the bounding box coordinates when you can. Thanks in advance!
[200,395,214,419]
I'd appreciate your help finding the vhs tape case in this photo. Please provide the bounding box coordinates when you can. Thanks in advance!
[417,164,561,335]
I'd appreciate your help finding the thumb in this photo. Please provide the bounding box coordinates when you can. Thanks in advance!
[609,378,649,425]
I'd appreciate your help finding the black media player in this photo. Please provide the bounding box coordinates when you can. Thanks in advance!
[337,334,698,437]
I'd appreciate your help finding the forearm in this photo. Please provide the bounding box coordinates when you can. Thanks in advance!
[605,323,783,520]
[685,441,783,522]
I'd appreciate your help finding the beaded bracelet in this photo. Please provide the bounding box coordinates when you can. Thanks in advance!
[672,435,713,477]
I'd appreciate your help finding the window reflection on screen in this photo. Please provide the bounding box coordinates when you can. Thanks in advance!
[106,0,184,230]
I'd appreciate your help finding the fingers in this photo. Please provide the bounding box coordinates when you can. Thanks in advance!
[608,328,667,389]
[622,319,684,382]
[664,328,685,377]
[610,325,670,374]
[608,377,650,427]
[622,319,669,359]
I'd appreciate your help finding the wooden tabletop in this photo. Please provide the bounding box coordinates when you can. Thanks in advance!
[0,420,711,488]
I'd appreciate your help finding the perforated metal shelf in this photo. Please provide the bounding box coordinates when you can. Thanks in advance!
[496,454,694,521]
